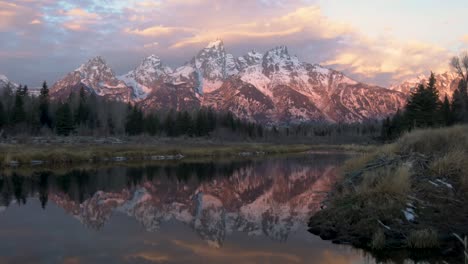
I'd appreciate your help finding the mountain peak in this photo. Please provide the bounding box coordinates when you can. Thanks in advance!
[76,56,110,73]
[144,54,161,61]
[205,39,224,50]
[267,46,289,56]
[89,56,106,65]
[139,55,163,69]
[0,74,8,82]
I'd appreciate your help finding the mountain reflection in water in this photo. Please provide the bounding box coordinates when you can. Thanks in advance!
[0,154,376,264]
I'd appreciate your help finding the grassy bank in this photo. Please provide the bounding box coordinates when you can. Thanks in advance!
[308,125,468,261]
[0,139,372,168]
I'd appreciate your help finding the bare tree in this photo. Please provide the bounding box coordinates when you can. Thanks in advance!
[450,52,468,83]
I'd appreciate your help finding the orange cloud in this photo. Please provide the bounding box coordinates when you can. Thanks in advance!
[125,25,193,37]
[169,5,351,48]
[324,35,451,84]
[30,19,41,25]
[462,35,468,44]
[65,8,100,20]
[59,8,101,31]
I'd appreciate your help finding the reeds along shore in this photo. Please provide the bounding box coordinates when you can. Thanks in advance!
[309,125,468,261]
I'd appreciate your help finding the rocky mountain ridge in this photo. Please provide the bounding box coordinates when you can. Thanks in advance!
[11,40,462,124]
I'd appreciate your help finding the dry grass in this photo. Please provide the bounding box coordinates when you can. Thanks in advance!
[356,165,411,200]
[341,143,397,176]
[406,229,439,249]
[310,125,468,253]
[430,149,468,189]
[370,229,386,250]
[396,125,468,156]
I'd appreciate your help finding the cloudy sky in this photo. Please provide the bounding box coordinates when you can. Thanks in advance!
[1,0,467,87]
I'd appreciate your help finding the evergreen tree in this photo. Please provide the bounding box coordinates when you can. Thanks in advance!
[441,94,453,126]
[404,73,441,128]
[125,105,143,135]
[74,86,89,126]
[164,110,176,137]
[144,113,160,136]
[107,114,115,135]
[0,101,5,128]
[12,85,26,125]
[451,79,468,123]
[39,81,51,128]
[55,102,74,136]
[195,109,209,136]
[175,111,193,136]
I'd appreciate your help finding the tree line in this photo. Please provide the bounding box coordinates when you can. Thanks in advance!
[0,83,269,139]
[382,54,468,141]
[0,81,387,143]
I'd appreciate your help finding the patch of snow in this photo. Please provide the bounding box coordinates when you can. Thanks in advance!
[403,208,416,221]
[240,65,272,98]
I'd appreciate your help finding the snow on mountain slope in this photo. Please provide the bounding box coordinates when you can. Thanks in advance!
[118,55,172,100]
[50,40,408,123]
[391,71,461,100]
[50,56,133,102]
[188,40,239,94]
[0,74,41,96]
[0,74,18,89]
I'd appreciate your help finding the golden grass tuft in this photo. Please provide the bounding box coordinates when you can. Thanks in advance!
[396,125,468,156]
[406,229,439,249]
[430,149,468,189]
[356,165,411,199]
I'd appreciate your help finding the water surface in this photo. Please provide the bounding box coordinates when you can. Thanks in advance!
[0,154,382,263]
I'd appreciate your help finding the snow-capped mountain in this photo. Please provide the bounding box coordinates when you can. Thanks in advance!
[118,55,173,100]
[0,74,42,96]
[50,41,408,123]
[204,45,405,123]
[50,56,133,102]
[0,74,18,90]
[190,39,239,94]
[391,71,461,100]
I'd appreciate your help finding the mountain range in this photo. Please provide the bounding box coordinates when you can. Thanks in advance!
[0,40,461,124]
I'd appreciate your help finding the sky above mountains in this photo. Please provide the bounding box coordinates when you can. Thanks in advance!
[1,0,467,87]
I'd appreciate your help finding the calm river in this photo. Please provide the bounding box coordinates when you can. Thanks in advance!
[0,154,411,263]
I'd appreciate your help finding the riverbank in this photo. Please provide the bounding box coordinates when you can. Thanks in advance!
[308,125,468,262]
[0,137,373,168]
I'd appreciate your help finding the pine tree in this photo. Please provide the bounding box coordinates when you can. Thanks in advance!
[164,110,176,137]
[441,95,453,126]
[107,114,115,135]
[39,81,51,128]
[144,113,160,136]
[195,109,208,136]
[12,85,26,125]
[74,86,89,126]
[0,101,5,128]
[404,73,441,128]
[451,79,468,123]
[55,103,74,136]
[125,105,143,135]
